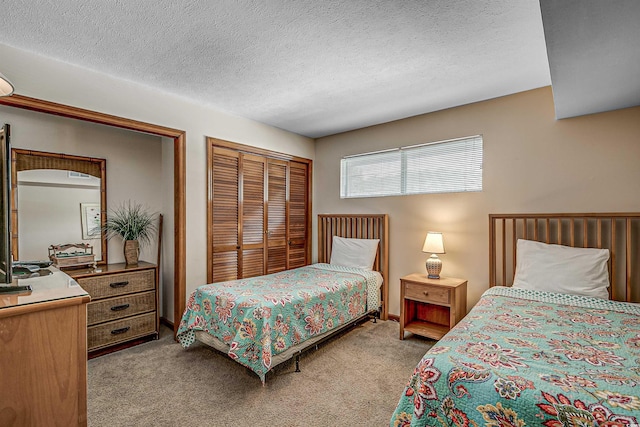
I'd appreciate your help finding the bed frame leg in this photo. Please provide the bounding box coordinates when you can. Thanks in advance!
[295,354,300,373]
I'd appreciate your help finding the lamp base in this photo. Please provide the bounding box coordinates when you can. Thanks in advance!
[426,254,442,279]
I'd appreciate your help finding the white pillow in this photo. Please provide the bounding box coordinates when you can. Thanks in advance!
[329,236,380,270]
[512,239,610,299]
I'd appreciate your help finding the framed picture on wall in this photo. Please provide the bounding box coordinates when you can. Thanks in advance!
[81,203,101,239]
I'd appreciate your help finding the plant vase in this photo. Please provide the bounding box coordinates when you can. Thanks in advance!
[104,202,156,265]
[124,240,139,265]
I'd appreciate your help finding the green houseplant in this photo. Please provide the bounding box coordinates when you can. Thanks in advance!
[104,201,157,265]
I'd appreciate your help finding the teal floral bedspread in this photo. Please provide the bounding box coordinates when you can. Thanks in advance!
[391,287,640,426]
[177,263,380,382]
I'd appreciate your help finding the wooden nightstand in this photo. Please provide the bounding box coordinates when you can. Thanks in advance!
[399,274,467,340]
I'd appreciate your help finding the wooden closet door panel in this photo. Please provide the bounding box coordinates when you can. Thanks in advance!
[288,161,309,268]
[240,154,266,276]
[267,159,287,274]
[268,247,286,274]
[242,248,264,278]
[212,147,240,282]
[212,252,238,282]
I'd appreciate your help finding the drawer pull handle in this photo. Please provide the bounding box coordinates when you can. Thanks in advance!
[423,291,429,296]
[111,326,130,335]
[110,303,130,312]
[109,281,129,288]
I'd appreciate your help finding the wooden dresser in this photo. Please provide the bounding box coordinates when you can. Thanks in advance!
[0,269,90,426]
[69,261,158,356]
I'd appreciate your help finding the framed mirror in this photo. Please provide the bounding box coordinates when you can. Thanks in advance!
[11,149,107,265]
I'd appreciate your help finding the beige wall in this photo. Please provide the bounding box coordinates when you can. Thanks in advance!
[314,87,640,316]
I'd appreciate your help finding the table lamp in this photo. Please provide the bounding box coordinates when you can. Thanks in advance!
[422,232,445,279]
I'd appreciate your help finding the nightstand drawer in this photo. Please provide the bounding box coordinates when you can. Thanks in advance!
[404,282,450,304]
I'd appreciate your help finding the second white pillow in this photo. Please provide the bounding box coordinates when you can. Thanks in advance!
[512,239,610,299]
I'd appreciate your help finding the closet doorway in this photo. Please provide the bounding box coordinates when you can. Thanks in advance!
[0,94,186,337]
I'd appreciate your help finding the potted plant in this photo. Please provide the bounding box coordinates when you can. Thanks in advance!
[104,201,157,265]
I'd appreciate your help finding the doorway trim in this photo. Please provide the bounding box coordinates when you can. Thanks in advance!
[0,94,186,336]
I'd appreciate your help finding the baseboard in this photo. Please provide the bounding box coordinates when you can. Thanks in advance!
[387,313,399,322]
[160,316,174,329]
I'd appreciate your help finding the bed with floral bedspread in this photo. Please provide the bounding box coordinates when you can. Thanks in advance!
[177,263,381,382]
[390,286,640,426]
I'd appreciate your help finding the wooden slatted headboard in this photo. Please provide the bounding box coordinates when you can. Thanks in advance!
[318,214,389,320]
[489,213,640,302]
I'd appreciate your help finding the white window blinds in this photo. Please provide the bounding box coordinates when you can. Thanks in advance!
[340,149,401,198]
[340,135,482,199]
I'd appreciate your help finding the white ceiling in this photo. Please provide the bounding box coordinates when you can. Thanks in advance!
[0,1,636,138]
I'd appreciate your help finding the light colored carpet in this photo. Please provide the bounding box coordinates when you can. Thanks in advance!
[87,319,434,427]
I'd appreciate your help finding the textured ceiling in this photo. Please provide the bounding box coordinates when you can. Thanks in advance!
[0,0,552,137]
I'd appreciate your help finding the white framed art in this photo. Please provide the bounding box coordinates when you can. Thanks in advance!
[80,202,101,239]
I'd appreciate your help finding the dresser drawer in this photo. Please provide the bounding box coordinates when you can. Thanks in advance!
[404,282,450,304]
[87,312,156,351]
[78,269,155,299]
[87,291,156,326]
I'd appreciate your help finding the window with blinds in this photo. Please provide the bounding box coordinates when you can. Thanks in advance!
[340,135,482,198]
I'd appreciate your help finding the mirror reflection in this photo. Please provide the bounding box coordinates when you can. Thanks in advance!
[11,149,107,264]
[17,169,102,261]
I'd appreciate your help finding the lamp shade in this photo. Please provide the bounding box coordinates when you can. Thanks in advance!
[0,72,14,97]
[422,232,445,254]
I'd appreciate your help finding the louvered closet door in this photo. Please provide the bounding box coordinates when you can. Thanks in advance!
[209,139,311,282]
[267,159,288,274]
[240,154,266,278]
[211,147,240,282]
[288,161,309,268]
